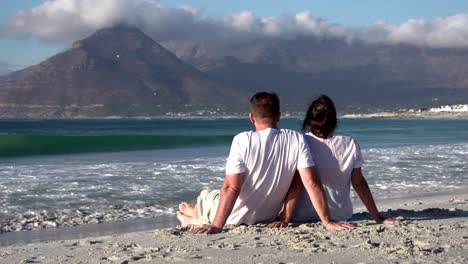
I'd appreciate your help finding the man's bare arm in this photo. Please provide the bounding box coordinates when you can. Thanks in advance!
[192,173,243,234]
[351,168,397,224]
[298,167,354,230]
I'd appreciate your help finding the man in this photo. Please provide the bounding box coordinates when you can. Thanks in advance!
[177,92,354,234]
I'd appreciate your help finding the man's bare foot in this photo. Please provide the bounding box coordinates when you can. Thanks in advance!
[177,211,203,227]
[179,202,198,217]
[177,211,192,227]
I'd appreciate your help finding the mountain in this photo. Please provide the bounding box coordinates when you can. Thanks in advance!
[0,61,16,76]
[3,26,468,118]
[165,37,468,112]
[0,26,247,118]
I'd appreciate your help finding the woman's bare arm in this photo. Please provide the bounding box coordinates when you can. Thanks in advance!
[351,168,397,224]
[267,171,303,228]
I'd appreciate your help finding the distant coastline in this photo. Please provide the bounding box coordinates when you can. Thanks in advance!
[1,104,468,120]
[342,104,468,119]
[342,112,468,119]
[2,113,468,120]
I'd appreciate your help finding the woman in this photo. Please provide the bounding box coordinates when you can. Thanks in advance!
[277,95,396,225]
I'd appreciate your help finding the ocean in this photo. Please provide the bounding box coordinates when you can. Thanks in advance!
[1,117,467,228]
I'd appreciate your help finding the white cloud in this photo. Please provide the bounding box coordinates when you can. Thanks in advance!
[223,11,260,33]
[352,14,468,48]
[1,0,468,48]
[2,0,132,41]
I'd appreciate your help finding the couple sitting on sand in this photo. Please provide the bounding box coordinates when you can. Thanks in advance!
[177,92,396,234]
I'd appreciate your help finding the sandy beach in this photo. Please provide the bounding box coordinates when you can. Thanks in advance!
[0,190,466,264]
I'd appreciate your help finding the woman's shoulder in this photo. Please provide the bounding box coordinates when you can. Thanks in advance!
[303,133,361,149]
[304,133,356,141]
[331,135,360,146]
[334,134,355,141]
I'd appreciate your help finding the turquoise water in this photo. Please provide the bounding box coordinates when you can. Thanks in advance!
[0,118,467,220]
[1,118,467,157]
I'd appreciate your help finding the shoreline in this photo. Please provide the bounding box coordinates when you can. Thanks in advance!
[0,214,178,248]
[1,112,468,120]
[1,188,466,239]
[1,191,466,263]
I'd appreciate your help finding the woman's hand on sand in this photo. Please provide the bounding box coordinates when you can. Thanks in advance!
[191,225,222,234]
[266,221,289,229]
[325,221,355,230]
[379,217,398,224]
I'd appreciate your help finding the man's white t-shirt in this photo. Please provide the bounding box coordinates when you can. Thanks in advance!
[225,128,315,225]
[293,133,364,222]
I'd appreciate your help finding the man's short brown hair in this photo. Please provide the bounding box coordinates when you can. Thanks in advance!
[250,92,280,122]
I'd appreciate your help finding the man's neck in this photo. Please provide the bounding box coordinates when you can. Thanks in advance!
[255,123,278,131]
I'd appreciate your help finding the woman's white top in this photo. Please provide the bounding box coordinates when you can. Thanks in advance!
[293,133,364,221]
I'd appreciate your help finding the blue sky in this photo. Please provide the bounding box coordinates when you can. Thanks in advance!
[0,1,62,66]
[1,0,468,66]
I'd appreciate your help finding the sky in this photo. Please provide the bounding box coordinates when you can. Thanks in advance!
[1,0,468,66]
[161,0,468,26]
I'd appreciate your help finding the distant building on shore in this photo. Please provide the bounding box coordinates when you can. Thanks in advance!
[426,104,468,113]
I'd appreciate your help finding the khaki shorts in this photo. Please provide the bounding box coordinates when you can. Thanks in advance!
[197,189,220,224]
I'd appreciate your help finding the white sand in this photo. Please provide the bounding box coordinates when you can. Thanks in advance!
[0,191,467,264]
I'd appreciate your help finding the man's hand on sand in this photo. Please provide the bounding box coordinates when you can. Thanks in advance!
[266,221,289,229]
[325,221,355,230]
[191,225,222,234]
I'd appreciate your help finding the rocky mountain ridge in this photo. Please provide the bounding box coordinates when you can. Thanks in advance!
[1,26,468,118]
[0,26,247,118]
[165,37,468,112]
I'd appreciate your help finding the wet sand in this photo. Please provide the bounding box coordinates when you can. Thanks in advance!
[0,191,467,263]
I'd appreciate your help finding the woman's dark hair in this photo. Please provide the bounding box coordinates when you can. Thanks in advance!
[302,95,337,138]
